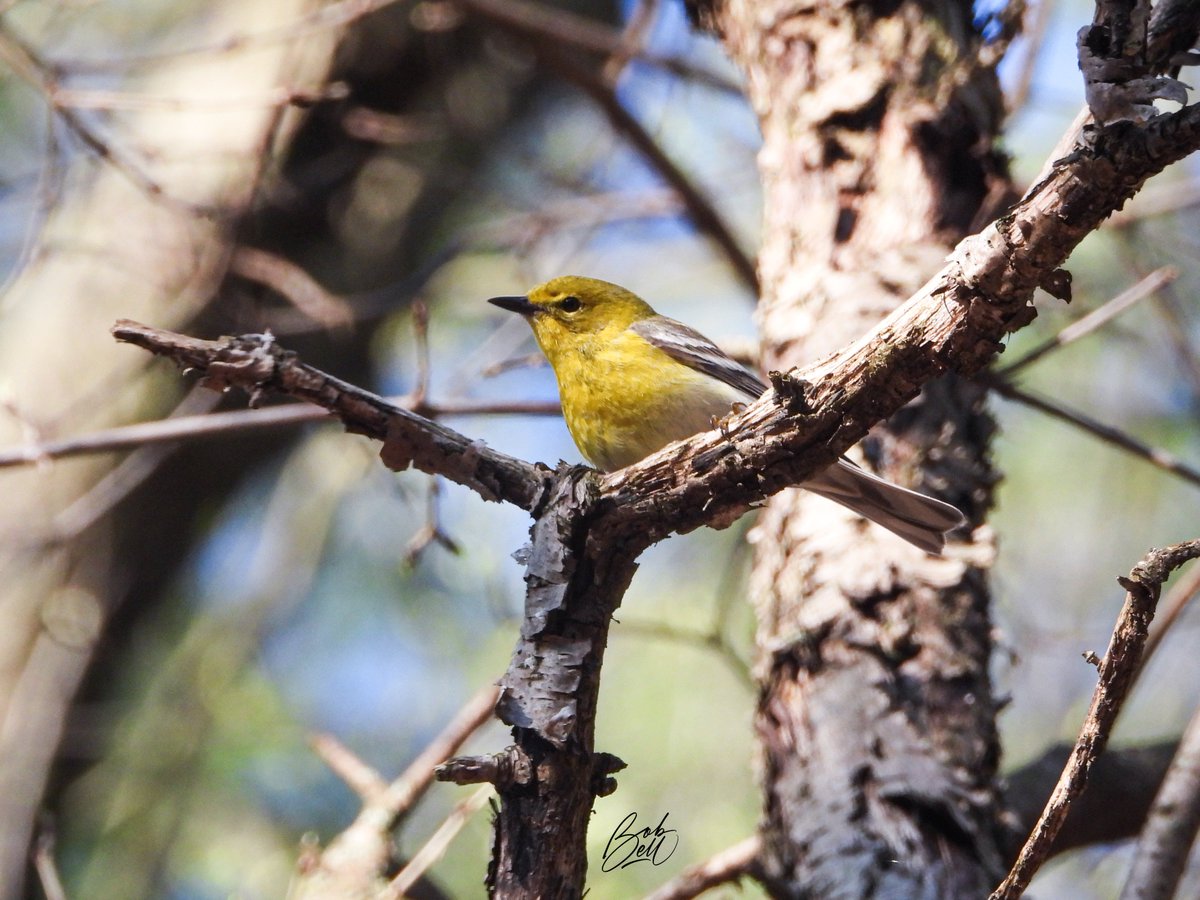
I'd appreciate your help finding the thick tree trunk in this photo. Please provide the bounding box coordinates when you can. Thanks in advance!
[691,0,1012,894]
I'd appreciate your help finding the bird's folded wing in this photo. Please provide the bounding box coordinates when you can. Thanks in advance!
[631,316,767,399]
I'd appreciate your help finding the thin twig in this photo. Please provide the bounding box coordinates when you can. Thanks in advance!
[453,0,742,95]
[643,835,760,900]
[997,266,1178,375]
[405,477,462,566]
[341,107,446,145]
[991,540,1200,899]
[983,376,1200,489]
[50,387,222,540]
[0,398,561,471]
[1110,233,1200,404]
[1005,0,1056,118]
[602,0,659,84]
[33,823,67,900]
[50,83,348,111]
[310,733,389,802]
[299,685,500,894]
[385,785,494,898]
[1120,698,1200,900]
[379,683,500,823]
[410,301,431,406]
[458,0,758,293]
[230,247,354,330]
[0,22,211,216]
[617,619,753,689]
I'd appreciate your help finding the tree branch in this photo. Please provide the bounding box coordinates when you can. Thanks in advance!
[294,685,500,898]
[111,93,1200,899]
[110,321,548,512]
[644,835,760,900]
[992,540,1200,899]
[597,103,1200,541]
[1002,741,1177,860]
[1121,706,1200,900]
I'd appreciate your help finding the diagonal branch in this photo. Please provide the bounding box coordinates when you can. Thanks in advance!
[111,93,1200,900]
[1121,700,1200,900]
[996,266,1177,375]
[458,0,758,292]
[598,103,1200,540]
[110,322,548,512]
[644,835,760,900]
[983,376,1200,489]
[115,99,1200,549]
[991,540,1200,900]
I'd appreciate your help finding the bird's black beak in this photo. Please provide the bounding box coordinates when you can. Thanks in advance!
[488,295,536,316]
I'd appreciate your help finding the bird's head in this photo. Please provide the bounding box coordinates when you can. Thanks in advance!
[488,276,655,352]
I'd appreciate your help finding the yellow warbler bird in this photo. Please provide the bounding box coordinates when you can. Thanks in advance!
[489,275,965,553]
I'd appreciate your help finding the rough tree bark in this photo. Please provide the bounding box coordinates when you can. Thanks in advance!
[92,0,1200,895]
[689,0,1011,894]
[113,66,1200,886]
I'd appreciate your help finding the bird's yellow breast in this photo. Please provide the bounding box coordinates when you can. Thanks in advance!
[545,329,744,471]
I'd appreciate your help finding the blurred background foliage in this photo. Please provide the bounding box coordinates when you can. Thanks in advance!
[0,0,1197,897]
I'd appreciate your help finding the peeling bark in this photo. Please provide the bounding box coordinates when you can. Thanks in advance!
[692,0,1010,895]
[113,68,1200,896]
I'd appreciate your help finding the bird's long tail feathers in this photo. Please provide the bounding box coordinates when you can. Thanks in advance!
[802,459,967,555]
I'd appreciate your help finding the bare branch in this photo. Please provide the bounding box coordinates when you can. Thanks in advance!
[50,388,222,541]
[296,684,500,898]
[618,619,752,689]
[997,266,1178,375]
[230,247,354,330]
[983,376,1200,490]
[404,478,462,566]
[33,823,67,900]
[378,683,500,822]
[644,835,760,900]
[436,747,533,787]
[0,399,561,472]
[1002,741,1178,859]
[51,82,348,111]
[385,785,494,899]
[457,0,758,293]
[1121,702,1200,900]
[601,0,659,83]
[110,321,548,511]
[310,733,389,802]
[991,540,1200,899]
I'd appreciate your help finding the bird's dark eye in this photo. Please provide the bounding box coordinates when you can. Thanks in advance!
[560,296,582,313]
